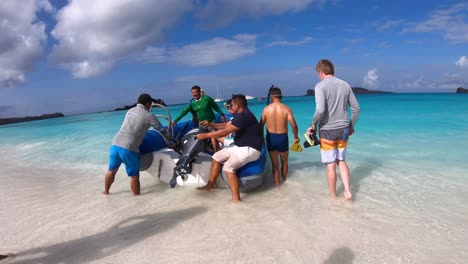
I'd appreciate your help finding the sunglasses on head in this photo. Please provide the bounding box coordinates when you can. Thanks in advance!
[223,102,232,108]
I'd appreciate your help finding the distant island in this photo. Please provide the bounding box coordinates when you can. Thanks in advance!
[113,98,166,111]
[306,87,392,96]
[0,113,64,126]
[0,98,167,125]
[456,87,467,93]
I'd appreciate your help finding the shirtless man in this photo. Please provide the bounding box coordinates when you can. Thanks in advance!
[260,87,300,186]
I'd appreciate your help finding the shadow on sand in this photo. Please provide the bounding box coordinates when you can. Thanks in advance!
[11,206,207,264]
[323,246,355,264]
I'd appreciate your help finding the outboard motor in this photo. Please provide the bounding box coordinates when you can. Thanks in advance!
[170,126,210,187]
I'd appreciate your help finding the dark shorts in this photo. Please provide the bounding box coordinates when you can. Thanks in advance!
[108,145,140,176]
[266,132,289,152]
[319,127,350,163]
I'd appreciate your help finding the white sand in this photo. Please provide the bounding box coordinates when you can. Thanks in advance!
[1,149,468,264]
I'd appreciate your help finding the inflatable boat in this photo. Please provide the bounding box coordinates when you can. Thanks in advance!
[139,104,267,192]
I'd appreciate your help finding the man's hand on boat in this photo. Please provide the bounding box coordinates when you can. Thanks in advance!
[199,120,210,127]
[196,133,209,140]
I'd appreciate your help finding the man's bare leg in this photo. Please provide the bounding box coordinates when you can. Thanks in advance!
[326,162,337,198]
[103,169,118,195]
[130,176,140,196]
[225,171,241,202]
[211,138,219,152]
[268,151,281,186]
[337,160,352,201]
[279,151,289,182]
[197,159,222,191]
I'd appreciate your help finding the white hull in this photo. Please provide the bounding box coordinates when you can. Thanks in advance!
[144,148,266,191]
[139,105,266,191]
[144,148,228,188]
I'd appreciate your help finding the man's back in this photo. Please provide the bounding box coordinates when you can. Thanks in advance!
[113,104,157,153]
[313,76,360,130]
[231,108,263,152]
[262,102,292,134]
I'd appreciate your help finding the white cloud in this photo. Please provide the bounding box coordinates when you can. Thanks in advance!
[137,34,257,67]
[47,0,330,78]
[135,47,168,64]
[437,72,467,89]
[0,0,53,88]
[363,69,380,89]
[396,76,426,90]
[456,56,468,67]
[266,37,313,47]
[403,3,468,43]
[49,0,192,78]
[171,34,256,67]
[376,19,404,31]
[194,0,321,29]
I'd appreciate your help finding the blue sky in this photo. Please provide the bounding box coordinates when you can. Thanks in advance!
[0,0,467,117]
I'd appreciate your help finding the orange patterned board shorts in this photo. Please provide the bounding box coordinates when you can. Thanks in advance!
[319,127,350,163]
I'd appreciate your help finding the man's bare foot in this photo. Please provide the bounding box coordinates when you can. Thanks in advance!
[196,183,214,192]
[231,197,241,203]
[344,191,353,202]
[102,191,110,195]
[275,182,282,188]
[0,254,9,261]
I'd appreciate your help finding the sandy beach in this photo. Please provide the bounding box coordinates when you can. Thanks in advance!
[2,94,468,263]
[1,149,467,264]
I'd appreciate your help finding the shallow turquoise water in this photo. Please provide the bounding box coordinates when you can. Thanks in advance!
[1,93,467,263]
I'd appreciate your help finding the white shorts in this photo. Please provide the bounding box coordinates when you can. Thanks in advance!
[212,145,261,173]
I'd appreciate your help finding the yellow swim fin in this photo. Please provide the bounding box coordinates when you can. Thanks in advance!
[290,141,302,152]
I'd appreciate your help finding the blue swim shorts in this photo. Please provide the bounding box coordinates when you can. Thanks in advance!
[108,145,140,176]
[319,127,350,164]
[266,132,289,152]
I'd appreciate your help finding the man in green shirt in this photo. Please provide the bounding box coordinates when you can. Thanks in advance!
[173,85,226,124]
[173,85,226,151]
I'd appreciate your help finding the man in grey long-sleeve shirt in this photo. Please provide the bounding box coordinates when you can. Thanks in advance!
[103,93,163,196]
[309,59,360,201]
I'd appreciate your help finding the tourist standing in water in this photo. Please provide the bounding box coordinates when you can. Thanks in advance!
[196,94,263,202]
[103,93,165,196]
[260,87,299,186]
[310,59,360,201]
